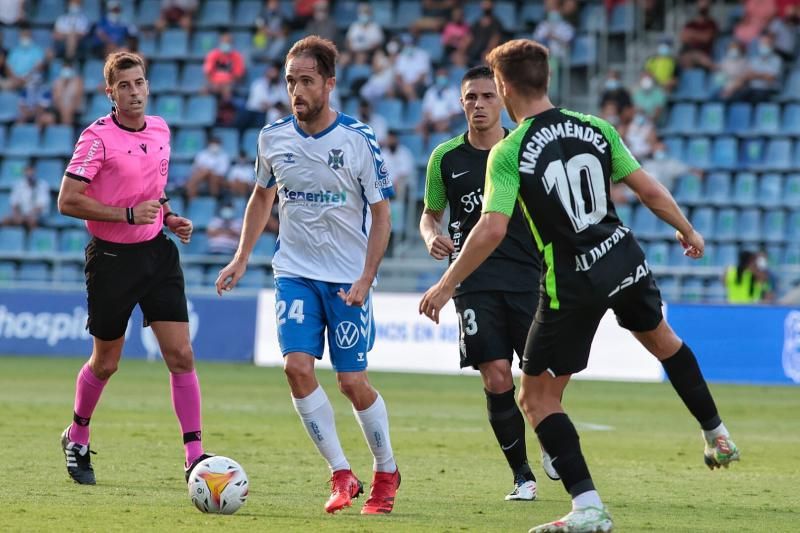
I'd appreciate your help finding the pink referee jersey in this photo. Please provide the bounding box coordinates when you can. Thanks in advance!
[65,113,171,243]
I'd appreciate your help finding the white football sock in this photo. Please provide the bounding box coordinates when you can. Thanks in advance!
[572,489,603,510]
[703,421,729,443]
[353,393,396,473]
[292,386,350,473]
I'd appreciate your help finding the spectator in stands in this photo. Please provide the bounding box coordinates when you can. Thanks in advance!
[53,0,91,61]
[599,69,633,123]
[185,137,231,200]
[381,130,415,217]
[206,202,243,255]
[359,47,395,101]
[413,0,458,33]
[6,23,47,91]
[226,151,254,197]
[678,0,718,71]
[90,1,136,59]
[419,66,461,141]
[346,2,385,60]
[0,0,25,26]
[394,33,431,101]
[735,0,777,45]
[155,0,198,34]
[712,41,748,99]
[0,46,12,91]
[2,164,50,231]
[441,6,470,66]
[726,33,783,102]
[256,21,291,62]
[640,140,694,192]
[724,250,774,304]
[17,76,54,126]
[304,1,340,47]
[204,32,246,98]
[632,71,666,123]
[266,101,289,123]
[255,0,288,49]
[644,38,677,90]
[533,0,576,60]
[244,61,288,128]
[51,60,84,125]
[356,99,388,145]
[290,0,318,30]
[767,9,797,61]
[620,109,657,160]
[466,0,505,65]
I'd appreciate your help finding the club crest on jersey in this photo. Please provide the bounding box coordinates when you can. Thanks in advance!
[328,148,345,170]
[283,153,296,164]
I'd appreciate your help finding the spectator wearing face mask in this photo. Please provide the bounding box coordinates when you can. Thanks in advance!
[619,109,657,161]
[244,61,289,128]
[90,1,136,59]
[53,0,91,61]
[6,23,47,91]
[726,33,783,102]
[599,70,633,123]
[2,164,51,231]
[346,3,385,56]
[644,39,677,90]
[51,61,84,125]
[533,0,575,60]
[466,0,505,65]
[724,250,774,304]
[304,1,340,47]
[204,32,246,98]
[418,66,462,141]
[394,33,431,101]
[712,41,748,99]
[632,71,666,123]
[206,202,244,255]
[640,140,694,193]
[225,151,255,197]
[185,137,231,200]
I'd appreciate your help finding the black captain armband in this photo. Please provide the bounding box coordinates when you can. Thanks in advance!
[164,211,179,225]
[126,207,135,225]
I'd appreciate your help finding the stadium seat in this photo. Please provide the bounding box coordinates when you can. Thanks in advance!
[608,2,633,33]
[231,30,254,58]
[0,158,26,190]
[731,172,757,207]
[186,197,218,229]
[398,134,424,165]
[148,61,179,94]
[615,203,631,225]
[647,242,669,267]
[214,128,241,158]
[167,161,192,188]
[185,233,209,255]
[725,102,752,135]
[41,125,75,157]
[342,64,372,91]
[0,227,25,252]
[0,191,10,219]
[179,63,206,94]
[705,172,731,205]
[758,173,782,208]
[138,33,158,58]
[763,210,787,243]
[657,277,679,301]
[53,263,84,284]
[173,128,207,161]
[569,34,596,68]
[233,0,261,29]
[761,139,793,171]
[17,262,50,283]
[31,0,63,24]
[752,103,781,136]
[705,278,726,304]
[697,102,724,135]
[154,95,185,125]
[197,0,233,28]
[5,124,41,157]
[182,96,217,127]
[663,103,695,135]
[691,206,715,236]
[673,173,702,205]
[787,212,800,243]
[333,0,360,29]
[241,128,260,159]
[402,100,423,131]
[779,70,800,102]
[784,245,800,265]
[0,261,15,284]
[81,59,105,92]
[493,2,519,32]
[252,233,278,259]
[0,91,18,122]
[137,0,162,27]
[631,205,659,239]
[578,3,604,32]
[183,265,206,287]
[739,138,764,169]
[0,124,5,152]
[685,137,711,169]
[237,267,269,288]
[418,32,444,64]
[26,228,58,254]
[681,277,705,303]
[714,208,737,242]
[189,30,220,61]
[671,242,715,268]
[371,1,395,28]
[787,174,800,208]
[157,29,190,61]
[782,104,800,135]
[662,136,684,160]
[82,93,109,125]
[394,1,424,30]
[426,132,452,156]
[58,229,88,254]
[375,99,403,126]
[716,243,738,268]
[520,2,546,24]
[673,69,707,101]
[737,208,762,243]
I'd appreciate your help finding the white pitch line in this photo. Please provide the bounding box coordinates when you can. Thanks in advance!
[575,422,615,431]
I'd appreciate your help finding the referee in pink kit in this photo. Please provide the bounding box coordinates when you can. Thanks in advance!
[57,52,211,485]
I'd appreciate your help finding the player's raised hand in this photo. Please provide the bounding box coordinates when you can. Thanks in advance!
[337,277,371,306]
[215,259,247,296]
[419,279,455,324]
[167,215,193,244]
[425,234,456,260]
[676,228,705,259]
[132,200,163,224]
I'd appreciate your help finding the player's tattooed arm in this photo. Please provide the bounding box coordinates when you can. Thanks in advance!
[419,207,455,260]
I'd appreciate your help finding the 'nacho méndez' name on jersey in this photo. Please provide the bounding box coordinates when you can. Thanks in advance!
[519,121,609,175]
[255,113,393,284]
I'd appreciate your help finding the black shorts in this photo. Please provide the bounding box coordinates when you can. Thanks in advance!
[453,290,538,369]
[85,232,189,341]
[522,271,663,377]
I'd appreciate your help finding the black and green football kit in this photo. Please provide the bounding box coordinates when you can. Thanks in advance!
[483,108,663,376]
[425,131,541,369]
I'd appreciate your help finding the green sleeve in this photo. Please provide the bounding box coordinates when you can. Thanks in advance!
[483,138,521,217]
[424,144,447,211]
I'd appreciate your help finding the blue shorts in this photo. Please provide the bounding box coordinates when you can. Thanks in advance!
[274,277,375,372]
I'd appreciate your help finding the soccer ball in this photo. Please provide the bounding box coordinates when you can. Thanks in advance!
[187,456,249,514]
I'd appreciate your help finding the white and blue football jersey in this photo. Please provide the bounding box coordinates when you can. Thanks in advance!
[255,112,394,283]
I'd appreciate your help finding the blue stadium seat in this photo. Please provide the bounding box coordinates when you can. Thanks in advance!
[711,137,737,170]
[82,0,101,20]
[714,208,737,242]
[716,243,738,268]
[148,61,179,94]
[782,103,800,135]
[663,103,695,135]
[185,233,209,255]
[569,34,596,67]
[167,161,192,188]
[647,242,669,267]
[81,59,105,93]
[237,267,269,288]
[183,96,217,127]
[186,197,218,229]
[375,99,403,126]
[371,1,395,28]
[663,136,684,160]
[691,206,715,236]
[398,134,424,163]
[167,197,185,216]
[241,128,260,159]
[137,33,158,58]
[608,2,633,34]
[681,277,705,303]
[0,91,18,122]
[705,279,726,304]
[231,30,253,58]
[493,1,518,31]
[705,172,731,205]
[137,0,162,27]
[154,95,185,125]
[725,102,752,135]
[157,29,190,61]
[765,244,783,267]
[17,262,50,282]
[402,100,423,131]
[632,205,658,239]
[793,140,800,169]
[189,30,220,60]
[737,208,761,242]
[179,63,206,94]
[342,64,372,90]
[32,0,63,24]
[418,32,444,64]
[183,265,206,287]
[673,69,707,101]
[27,228,58,253]
[0,261,15,284]
[426,132,452,156]
[214,128,241,158]
[784,245,800,265]
[657,277,679,302]
[0,158,26,190]
[789,175,800,209]
[758,173,782,207]
[731,172,757,206]
[35,159,66,191]
[739,138,764,169]
[333,0,360,29]
[53,263,84,283]
[753,103,781,136]
[0,124,5,151]
[779,70,800,102]
[0,191,9,219]
[82,93,109,125]
[173,128,207,161]
[787,212,800,243]
[763,210,787,243]
[394,1,423,30]
[233,1,261,29]
[252,233,278,259]
[5,124,41,157]
[41,125,75,157]
[671,242,715,268]
[0,227,25,252]
[697,102,724,135]
[685,137,711,169]
[761,139,792,171]
[198,0,233,28]
[578,3,604,32]
[58,229,88,254]
[615,204,632,226]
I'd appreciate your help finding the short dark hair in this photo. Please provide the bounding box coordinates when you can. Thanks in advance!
[286,35,338,79]
[103,51,147,87]
[461,66,494,85]
[486,39,550,98]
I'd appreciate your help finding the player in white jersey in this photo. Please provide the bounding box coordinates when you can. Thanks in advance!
[215,36,400,516]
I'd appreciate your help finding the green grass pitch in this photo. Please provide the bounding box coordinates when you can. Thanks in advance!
[0,356,798,532]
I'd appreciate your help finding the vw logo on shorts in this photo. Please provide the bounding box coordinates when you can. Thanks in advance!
[335,321,359,349]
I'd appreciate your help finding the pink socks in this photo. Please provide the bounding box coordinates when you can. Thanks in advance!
[170,369,204,465]
[69,363,108,446]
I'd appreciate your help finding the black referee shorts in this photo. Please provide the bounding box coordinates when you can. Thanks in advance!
[84,232,189,341]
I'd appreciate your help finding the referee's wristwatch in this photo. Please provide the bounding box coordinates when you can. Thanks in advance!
[164,211,179,225]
